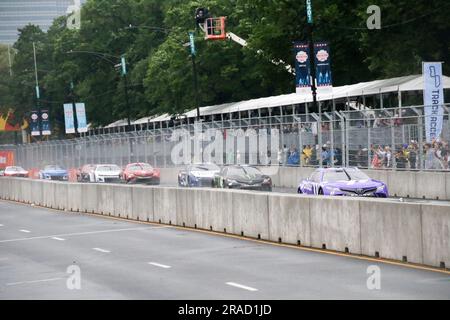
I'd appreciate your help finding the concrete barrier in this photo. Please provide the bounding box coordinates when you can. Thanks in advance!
[153,187,177,225]
[113,185,133,219]
[67,183,82,212]
[446,173,450,200]
[386,170,416,198]
[0,178,9,199]
[97,184,115,216]
[20,179,32,204]
[31,179,43,206]
[131,186,154,222]
[268,194,310,246]
[176,188,196,228]
[232,191,269,239]
[310,197,361,254]
[42,181,56,208]
[54,183,69,210]
[421,203,450,268]
[80,183,98,213]
[208,189,234,233]
[360,199,423,264]
[416,171,447,200]
[2,177,450,269]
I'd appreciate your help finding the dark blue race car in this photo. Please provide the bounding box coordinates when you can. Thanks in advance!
[178,163,220,187]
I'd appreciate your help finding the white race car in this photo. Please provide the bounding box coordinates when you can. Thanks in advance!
[92,164,122,183]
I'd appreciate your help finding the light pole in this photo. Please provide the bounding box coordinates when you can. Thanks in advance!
[32,42,42,142]
[189,31,200,121]
[69,81,79,136]
[305,0,322,167]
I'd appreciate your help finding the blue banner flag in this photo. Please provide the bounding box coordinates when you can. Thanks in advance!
[41,109,51,136]
[75,103,88,133]
[30,110,40,136]
[314,42,333,89]
[294,42,311,94]
[64,104,75,134]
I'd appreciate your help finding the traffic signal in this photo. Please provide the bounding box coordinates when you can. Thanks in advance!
[195,7,209,25]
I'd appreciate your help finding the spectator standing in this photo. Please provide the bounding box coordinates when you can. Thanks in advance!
[408,143,417,169]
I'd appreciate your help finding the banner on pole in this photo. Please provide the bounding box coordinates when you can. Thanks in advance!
[423,62,445,142]
[314,42,333,92]
[41,109,51,136]
[64,104,75,134]
[30,110,40,136]
[75,103,88,133]
[294,42,311,94]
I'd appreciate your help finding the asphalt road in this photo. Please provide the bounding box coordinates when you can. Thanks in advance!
[0,200,449,300]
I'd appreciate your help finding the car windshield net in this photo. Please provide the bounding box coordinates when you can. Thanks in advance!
[345,168,370,180]
[227,167,246,176]
[322,171,351,182]
[242,167,262,176]
[98,165,120,171]
[191,164,219,171]
[45,165,64,170]
[142,164,153,170]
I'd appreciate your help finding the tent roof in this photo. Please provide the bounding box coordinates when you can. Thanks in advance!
[108,74,450,126]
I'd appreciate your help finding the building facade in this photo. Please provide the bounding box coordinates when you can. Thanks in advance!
[0,0,84,45]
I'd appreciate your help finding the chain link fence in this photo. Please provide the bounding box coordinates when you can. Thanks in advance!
[2,104,449,172]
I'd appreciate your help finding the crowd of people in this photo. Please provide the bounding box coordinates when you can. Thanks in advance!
[277,138,449,170]
[278,143,343,167]
[354,139,449,170]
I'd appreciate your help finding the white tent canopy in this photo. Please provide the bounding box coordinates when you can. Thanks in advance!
[108,74,450,127]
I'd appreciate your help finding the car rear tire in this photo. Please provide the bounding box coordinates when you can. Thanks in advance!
[318,188,324,195]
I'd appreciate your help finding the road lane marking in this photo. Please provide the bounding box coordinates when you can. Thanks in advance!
[226,282,258,292]
[148,262,171,269]
[0,224,4,227]
[19,229,30,233]
[6,277,64,286]
[0,226,167,244]
[51,237,65,241]
[93,247,110,253]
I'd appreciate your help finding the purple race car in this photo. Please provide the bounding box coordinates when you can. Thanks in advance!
[297,167,388,197]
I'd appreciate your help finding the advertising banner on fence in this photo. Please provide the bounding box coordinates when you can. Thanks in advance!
[0,150,14,169]
[64,103,75,134]
[314,42,333,92]
[294,42,311,94]
[75,103,88,133]
[423,62,445,142]
[30,110,40,136]
[41,109,51,136]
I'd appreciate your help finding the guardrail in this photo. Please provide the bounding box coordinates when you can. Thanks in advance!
[0,177,448,270]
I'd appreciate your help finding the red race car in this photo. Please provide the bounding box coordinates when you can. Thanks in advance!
[122,163,160,185]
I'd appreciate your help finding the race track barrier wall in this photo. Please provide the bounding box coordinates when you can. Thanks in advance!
[0,177,449,269]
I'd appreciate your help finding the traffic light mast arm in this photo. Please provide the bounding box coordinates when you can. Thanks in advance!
[226,32,295,75]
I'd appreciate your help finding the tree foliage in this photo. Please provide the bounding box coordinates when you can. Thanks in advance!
[1,0,448,134]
